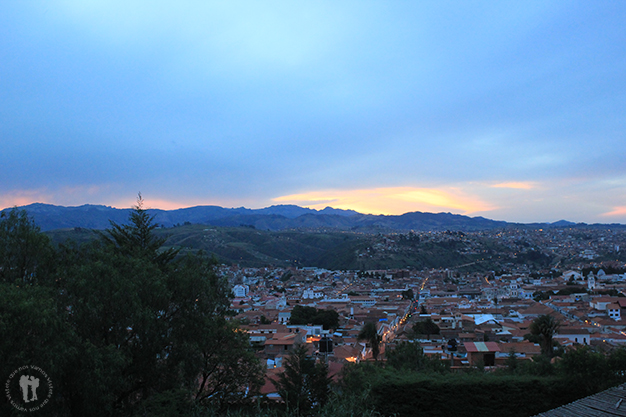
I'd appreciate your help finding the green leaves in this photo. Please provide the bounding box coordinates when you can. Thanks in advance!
[0,208,54,285]
[412,318,440,339]
[0,201,262,416]
[289,305,339,330]
[529,314,560,357]
[99,195,178,268]
[275,344,332,414]
[358,322,381,361]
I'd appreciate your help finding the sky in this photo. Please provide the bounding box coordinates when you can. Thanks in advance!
[1,1,626,224]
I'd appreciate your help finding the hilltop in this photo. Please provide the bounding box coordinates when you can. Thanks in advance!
[0,202,589,233]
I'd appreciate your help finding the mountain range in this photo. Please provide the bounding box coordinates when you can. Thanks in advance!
[0,202,593,232]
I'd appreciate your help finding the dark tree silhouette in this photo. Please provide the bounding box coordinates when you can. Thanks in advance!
[530,314,560,357]
[358,321,381,361]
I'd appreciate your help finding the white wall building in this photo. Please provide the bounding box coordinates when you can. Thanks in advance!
[233,284,249,298]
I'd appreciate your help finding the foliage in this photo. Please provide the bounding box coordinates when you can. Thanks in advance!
[275,344,332,415]
[386,341,447,373]
[556,346,626,395]
[289,305,339,330]
[529,314,560,357]
[0,201,262,416]
[367,373,584,417]
[386,342,428,371]
[0,208,54,285]
[334,361,597,417]
[358,322,381,361]
[412,318,440,338]
[99,194,179,267]
[505,348,518,373]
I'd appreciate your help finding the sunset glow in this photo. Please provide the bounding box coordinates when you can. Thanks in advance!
[273,187,496,216]
[490,182,536,190]
[1,2,625,223]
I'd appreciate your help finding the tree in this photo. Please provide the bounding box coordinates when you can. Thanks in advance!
[447,338,458,352]
[530,314,560,357]
[412,318,440,339]
[0,282,76,416]
[58,199,262,414]
[557,346,611,394]
[0,208,54,285]
[290,305,318,324]
[0,203,263,415]
[401,289,414,300]
[358,321,381,361]
[386,342,428,371]
[313,308,339,330]
[505,348,518,373]
[99,193,178,267]
[290,305,339,330]
[275,344,331,415]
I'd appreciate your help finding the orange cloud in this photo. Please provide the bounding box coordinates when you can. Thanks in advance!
[127,198,208,211]
[490,182,536,190]
[0,189,53,210]
[273,187,496,216]
[602,207,626,217]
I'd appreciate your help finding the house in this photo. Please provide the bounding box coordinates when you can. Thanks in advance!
[264,331,306,358]
[463,341,500,366]
[608,303,622,320]
[495,341,541,365]
[590,296,620,312]
[278,311,291,324]
[302,288,324,299]
[233,284,249,298]
[554,327,591,345]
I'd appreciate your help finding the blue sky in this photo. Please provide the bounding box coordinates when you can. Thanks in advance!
[1,1,625,223]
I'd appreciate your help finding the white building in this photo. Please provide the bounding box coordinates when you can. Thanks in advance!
[302,288,324,299]
[233,284,249,298]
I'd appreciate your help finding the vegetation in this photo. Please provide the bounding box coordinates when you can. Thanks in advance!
[275,344,332,415]
[529,314,560,357]
[357,322,381,361]
[334,344,626,417]
[412,318,441,339]
[289,305,339,330]
[43,224,531,271]
[0,200,263,416]
[6,204,626,416]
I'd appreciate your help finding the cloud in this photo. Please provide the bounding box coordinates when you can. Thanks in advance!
[273,187,496,216]
[601,207,626,218]
[0,189,54,210]
[490,182,536,190]
[0,185,113,210]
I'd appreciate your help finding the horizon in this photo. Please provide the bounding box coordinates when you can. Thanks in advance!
[3,200,616,226]
[2,2,626,224]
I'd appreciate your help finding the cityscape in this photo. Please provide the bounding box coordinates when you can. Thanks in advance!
[3,1,626,415]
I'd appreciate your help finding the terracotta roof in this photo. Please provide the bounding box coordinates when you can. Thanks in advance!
[497,341,541,355]
[264,333,299,345]
[464,342,500,353]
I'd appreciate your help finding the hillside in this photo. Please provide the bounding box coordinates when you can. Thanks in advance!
[45,225,522,271]
[5,203,513,232]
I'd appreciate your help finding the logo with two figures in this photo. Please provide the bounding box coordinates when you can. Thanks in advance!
[5,366,53,412]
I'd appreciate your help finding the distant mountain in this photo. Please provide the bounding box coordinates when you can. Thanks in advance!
[551,220,577,227]
[0,202,596,232]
